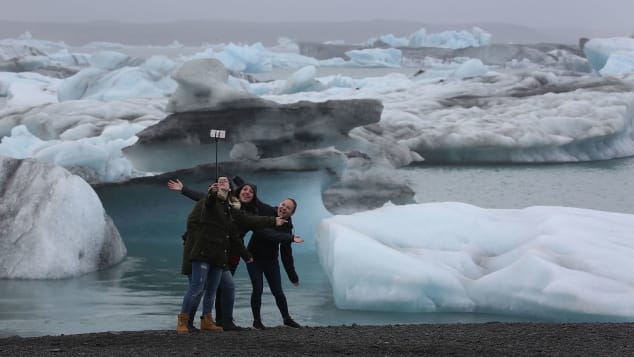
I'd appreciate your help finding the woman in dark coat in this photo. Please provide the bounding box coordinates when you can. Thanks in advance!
[247,198,304,330]
[176,176,284,334]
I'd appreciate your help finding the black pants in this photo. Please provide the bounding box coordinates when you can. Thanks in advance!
[246,258,290,321]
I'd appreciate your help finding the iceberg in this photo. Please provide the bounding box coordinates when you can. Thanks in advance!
[0,156,126,279]
[2,32,634,186]
[57,52,176,102]
[316,202,634,321]
[583,37,634,75]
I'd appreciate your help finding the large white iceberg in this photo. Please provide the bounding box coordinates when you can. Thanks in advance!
[316,202,634,321]
[0,156,126,279]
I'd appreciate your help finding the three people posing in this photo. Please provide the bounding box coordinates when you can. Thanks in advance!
[176,176,287,334]
[169,176,304,333]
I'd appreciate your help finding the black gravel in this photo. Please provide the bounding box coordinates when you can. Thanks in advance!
[1,323,632,356]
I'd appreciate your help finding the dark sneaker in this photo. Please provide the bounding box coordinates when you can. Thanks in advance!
[187,324,200,333]
[283,318,301,328]
[252,320,266,330]
[222,320,246,331]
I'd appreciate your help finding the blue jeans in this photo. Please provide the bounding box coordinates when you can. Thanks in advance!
[214,264,238,323]
[202,270,235,321]
[186,275,198,323]
[246,259,290,321]
[181,261,223,316]
[220,270,236,321]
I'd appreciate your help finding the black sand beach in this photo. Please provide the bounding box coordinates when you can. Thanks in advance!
[1,323,632,356]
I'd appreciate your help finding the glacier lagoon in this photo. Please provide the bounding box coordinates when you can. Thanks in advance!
[2,29,634,337]
[2,158,634,337]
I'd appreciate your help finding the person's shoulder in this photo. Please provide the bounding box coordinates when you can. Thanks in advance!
[256,200,276,215]
[239,201,256,214]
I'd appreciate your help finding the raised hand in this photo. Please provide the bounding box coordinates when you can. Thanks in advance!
[167,179,183,191]
[229,197,241,210]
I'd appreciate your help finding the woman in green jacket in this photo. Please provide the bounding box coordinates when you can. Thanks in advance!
[177,176,285,334]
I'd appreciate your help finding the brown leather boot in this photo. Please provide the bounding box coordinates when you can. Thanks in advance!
[177,313,189,335]
[200,313,223,332]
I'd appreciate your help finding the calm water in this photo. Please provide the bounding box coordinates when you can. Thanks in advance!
[2,158,634,337]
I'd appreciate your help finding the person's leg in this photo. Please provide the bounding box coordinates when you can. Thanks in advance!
[201,265,223,316]
[261,260,290,320]
[199,264,224,332]
[246,260,265,322]
[219,271,235,321]
[214,287,223,325]
[214,263,238,325]
[181,261,208,314]
[178,261,208,334]
[219,270,246,331]
[261,259,300,327]
[186,275,200,332]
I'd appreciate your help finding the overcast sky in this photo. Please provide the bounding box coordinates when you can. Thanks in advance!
[3,0,633,35]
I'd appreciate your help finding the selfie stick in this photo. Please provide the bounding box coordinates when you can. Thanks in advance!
[209,129,226,179]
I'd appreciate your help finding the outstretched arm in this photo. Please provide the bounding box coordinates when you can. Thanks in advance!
[167,179,205,201]
[252,227,295,243]
[281,241,299,285]
[181,186,205,201]
[233,209,284,231]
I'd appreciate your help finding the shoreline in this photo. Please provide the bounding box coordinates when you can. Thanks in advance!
[1,322,632,356]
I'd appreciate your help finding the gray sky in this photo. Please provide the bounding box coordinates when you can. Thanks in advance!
[3,0,633,36]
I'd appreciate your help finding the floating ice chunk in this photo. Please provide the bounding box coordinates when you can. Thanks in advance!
[451,58,487,79]
[213,42,272,73]
[584,37,634,74]
[316,202,634,320]
[345,48,401,67]
[600,52,634,76]
[278,65,324,94]
[0,156,126,279]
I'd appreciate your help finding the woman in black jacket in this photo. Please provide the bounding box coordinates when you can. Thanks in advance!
[247,198,304,330]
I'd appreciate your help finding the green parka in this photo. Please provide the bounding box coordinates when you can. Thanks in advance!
[181,190,276,275]
[181,199,204,275]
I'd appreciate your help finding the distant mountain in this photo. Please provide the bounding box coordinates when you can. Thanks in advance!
[0,19,590,46]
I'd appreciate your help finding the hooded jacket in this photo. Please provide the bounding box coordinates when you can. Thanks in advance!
[179,180,244,273]
[182,189,277,274]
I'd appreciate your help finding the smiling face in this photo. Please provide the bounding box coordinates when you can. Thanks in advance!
[277,199,296,220]
[239,185,255,204]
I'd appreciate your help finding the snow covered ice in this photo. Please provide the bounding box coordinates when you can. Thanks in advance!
[2,29,634,184]
[316,202,634,321]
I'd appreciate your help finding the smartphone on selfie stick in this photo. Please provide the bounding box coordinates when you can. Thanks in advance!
[210,129,226,179]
